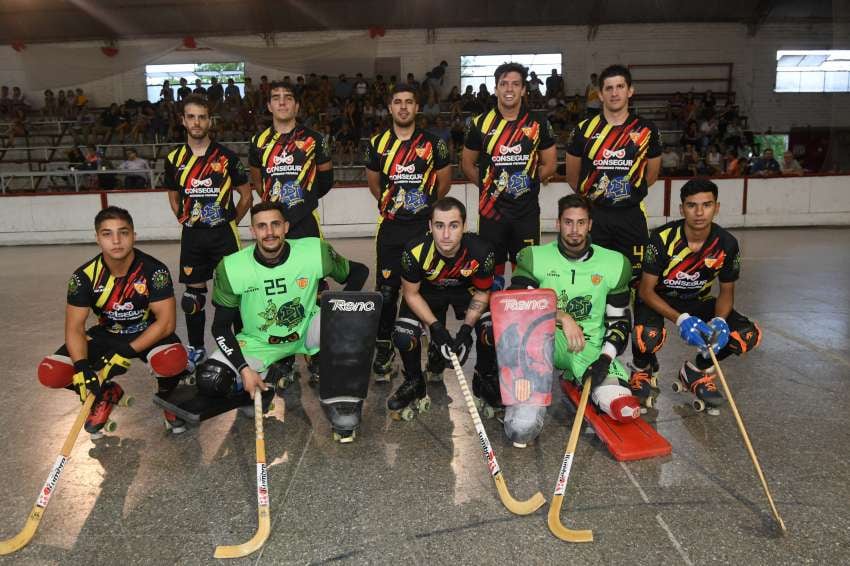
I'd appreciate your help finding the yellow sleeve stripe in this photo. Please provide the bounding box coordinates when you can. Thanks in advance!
[382,139,402,176]
[261,129,278,166]
[178,155,198,187]
[216,176,232,204]
[376,130,392,154]
[587,119,610,157]
[83,258,116,309]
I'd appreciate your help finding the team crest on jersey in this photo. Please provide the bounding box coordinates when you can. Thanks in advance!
[460,259,479,278]
[210,155,228,173]
[382,269,392,279]
[258,297,305,332]
[296,277,308,289]
[133,279,148,295]
[295,140,306,150]
[591,274,603,285]
[151,269,170,290]
[183,266,193,276]
[67,273,81,295]
[704,251,726,269]
[629,131,641,144]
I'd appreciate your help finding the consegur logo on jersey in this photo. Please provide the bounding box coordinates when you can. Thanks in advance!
[498,144,523,155]
[395,163,416,174]
[273,151,294,166]
[501,298,550,311]
[329,299,376,312]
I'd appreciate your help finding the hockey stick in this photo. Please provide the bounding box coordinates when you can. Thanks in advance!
[0,360,130,555]
[547,377,593,543]
[448,352,545,516]
[708,349,787,533]
[214,391,271,558]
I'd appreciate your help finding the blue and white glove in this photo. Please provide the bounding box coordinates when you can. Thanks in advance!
[707,317,731,353]
[676,313,712,350]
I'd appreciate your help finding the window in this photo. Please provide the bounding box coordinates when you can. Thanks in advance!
[460,53,562,94]
[145,62,246,102]
[775,50,850,93]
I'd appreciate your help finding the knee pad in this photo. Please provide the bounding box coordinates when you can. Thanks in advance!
[591,383,640,422]
[378,284,399,308]
[148,343,189,377]
[181,288,207,315]
[38,354,74,388]
[196,359,237,397]
[475,312,494,348]
[392,318,421,352]
[633,324,666,355]
[728,320,761,354]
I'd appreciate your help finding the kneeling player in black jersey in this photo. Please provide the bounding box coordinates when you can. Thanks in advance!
[37,207,192,437]
[630,178,761,414]
[387,197,497,419]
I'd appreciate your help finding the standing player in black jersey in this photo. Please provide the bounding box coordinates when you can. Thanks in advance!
[462,62,557,291]
[387,197,496,418]
[249,81,335,385]
[365,83,452,382]
[164,94,253,369]
[37,207,192,437]
[630,178,761,412]
[565,64,662,285]
[249,81,334,237]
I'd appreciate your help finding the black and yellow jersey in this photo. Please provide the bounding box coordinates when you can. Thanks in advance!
[566,112,661,208]
[66,250,175,334]
[365,127,450,223]
[164,141,248,228]
[463,106,555,220]
[249,125,332,211]
[643,220,741,301]
[401,233,495,292]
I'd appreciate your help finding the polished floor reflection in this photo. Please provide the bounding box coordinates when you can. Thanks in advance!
[1,228,848,565]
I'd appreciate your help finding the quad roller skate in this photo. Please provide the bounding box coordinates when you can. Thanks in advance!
[163,410,187,435]
[372,340,396,382]
[307,354,320,386]
[269,356,297,390]
[673,362,723,415]
[321,399,364,443]
[472,370,503,419]
[387,374,430,421]
[85,382,134,439]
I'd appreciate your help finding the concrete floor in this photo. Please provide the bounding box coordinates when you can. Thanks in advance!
[1,228,848,565]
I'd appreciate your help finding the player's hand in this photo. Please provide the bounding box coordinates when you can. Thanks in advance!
[453,324,474,365]
[559,313,586,352]
[99,344,134,380]
[708,317,731,353]
[586,354,612,389]
[240,367,269,399]
[72,359,101,401]
[429,321,454,362]
[677,313,712,349]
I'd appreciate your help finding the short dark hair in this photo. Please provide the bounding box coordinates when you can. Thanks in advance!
[430,197,466,223]
[250,200,288,221]
[557,194,593,219]
[599,64,632,88]
[494,62,528,85]
[268,81,300,104]
[388,83,417,103]
[95,206,134,230]
[680,178,718,202]
[181,94,209,115]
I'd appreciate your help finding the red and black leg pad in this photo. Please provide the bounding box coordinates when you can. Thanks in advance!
[727,320,762,355]
[38,354,75,388]
[633,324,667,354]
[148,343,189,378]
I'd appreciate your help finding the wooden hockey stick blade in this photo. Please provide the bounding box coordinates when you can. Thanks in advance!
[214,392,272,558]
[709,350,787,533]
[449,353,545,515]
[0,367,117,555]
[547,378,593,543]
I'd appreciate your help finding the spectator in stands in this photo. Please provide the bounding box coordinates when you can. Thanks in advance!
[97,103,128,144]
[429,60,448,100]
[2,107,27,148]
[177,78,192,101]
[335,74,353,100]
[779,150,804,176]
[0,86,9,117]
[528,71,543,97]
[130,104,153,143]
[243,76,257,106]
[723,148,742,176]
[750,148,781,177]
[660,144,681,176]
[698,116,718,149]
[193,79,206,96]
[335,120,357,165]
[667,91,685,126]
[160,80,175,102]
[43,89,56,118]
[406,73,420,92]
[422,91,441,121]
[723,117,743,149]
[74,88,89,115]
[207,77,224,111]
[584,73,601,117]
[450,115,465,161]
[225,78,241,103]
[57,89,69,118]
[294,75,305,97]
[701,89,716,118]
[476,83,491,111]
[705,144,722,174]
[118,147,151,188]
[682,143,699,176]
[353,73,369,99]
[460,85,478,112]
[681,120,700,148]
[427,115,451,148]
[259,75,271,107]
[545,69,564,98]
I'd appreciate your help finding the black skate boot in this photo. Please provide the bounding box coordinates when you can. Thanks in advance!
[472,370,503,419]
[307,353,320,386]
[268,356,297,390]
[372,340,396,382]
[387,373,430,421]
[674,361,724,415]
[424,342,446,383]
[628,365,657,412]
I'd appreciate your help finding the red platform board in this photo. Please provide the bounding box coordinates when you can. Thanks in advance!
[561,381,672,462]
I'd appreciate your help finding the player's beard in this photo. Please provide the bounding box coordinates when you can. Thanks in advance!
[187,127,209,141]
[258,236,284,257]
[392,115,415,129]
[558,233,589,259]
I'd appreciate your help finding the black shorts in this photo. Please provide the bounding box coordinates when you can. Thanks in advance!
[375,219,429,289]
[179,222,240,284]
[397,286,472,325]
[634,296,753,335]
[478,210,540,266]
[286,210,322,240]
[591,205,648,283]
[53,326,183,369]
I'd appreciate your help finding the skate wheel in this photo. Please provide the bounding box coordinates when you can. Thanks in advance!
[512,442,527,449]
[333,431,356,443]
[373,373,391,383]
[418,396,431,412]
[650,376,659,388]
[90,431,104,440]
[104,420,117,433]
[707,406,720,416]
[645,396,654,409]
[672,381,684,393]
[693,399,706,412]
[119,395,135,408]
[183,375,196,386]
[389,409,402,421]
[482,405,495,419]
[276,378,287,389]
[473,397,484,411]
[400,407,415,421]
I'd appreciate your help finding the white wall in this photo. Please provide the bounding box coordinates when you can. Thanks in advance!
[1,176,847,246]
[1,22,848,131]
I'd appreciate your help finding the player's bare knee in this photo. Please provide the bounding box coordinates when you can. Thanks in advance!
[634,324,666,354]
[196,359,237,397]
[181,287,207,315]
[728,320,761,355]
[148,343,190,377]
[392,318,421,352]
[37,354,74,388]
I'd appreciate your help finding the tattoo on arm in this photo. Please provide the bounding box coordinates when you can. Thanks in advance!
[468,299,486,313]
